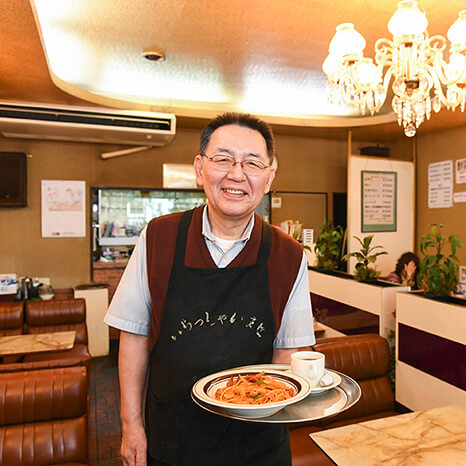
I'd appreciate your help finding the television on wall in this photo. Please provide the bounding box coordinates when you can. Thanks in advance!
[0,152,27,207]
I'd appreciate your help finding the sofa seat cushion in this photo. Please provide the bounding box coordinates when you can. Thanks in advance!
[23,344,91,370]
[0,357,87,373]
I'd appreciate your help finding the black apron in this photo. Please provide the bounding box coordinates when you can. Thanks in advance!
[146,209,291,466]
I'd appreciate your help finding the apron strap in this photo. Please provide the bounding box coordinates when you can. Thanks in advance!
[173,209,195,268]
[256,219,272,265]
[173,208,272,267]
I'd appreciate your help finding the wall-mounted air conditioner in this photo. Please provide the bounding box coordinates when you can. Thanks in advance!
[0,101,176,147]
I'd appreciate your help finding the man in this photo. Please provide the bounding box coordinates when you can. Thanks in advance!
[104,112,315,466]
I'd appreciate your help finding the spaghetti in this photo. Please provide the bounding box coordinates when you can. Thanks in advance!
[215,372,295,405]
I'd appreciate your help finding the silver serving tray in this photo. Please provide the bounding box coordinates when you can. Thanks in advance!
[191,364,361,424]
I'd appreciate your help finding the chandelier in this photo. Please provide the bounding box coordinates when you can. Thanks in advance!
[322,1,466,137]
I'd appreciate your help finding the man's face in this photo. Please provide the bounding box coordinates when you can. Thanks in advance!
[194,124,275,224]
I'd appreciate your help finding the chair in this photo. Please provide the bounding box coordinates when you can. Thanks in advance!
[289,334,398,466]
[23,298,91,370]
[0,366,88,465]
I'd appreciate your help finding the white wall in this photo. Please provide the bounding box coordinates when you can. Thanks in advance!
[347,155,414,276]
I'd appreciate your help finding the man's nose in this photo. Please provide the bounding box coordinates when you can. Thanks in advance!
[228,161,246,179]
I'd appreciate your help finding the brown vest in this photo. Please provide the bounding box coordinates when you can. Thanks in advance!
[146,206,303,349]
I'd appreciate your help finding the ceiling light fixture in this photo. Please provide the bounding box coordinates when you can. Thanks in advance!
[322,1,466,137]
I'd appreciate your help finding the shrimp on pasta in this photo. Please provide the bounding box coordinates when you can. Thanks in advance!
[215,372,295,405]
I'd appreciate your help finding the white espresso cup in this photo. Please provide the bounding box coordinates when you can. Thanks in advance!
[290,351,325,388]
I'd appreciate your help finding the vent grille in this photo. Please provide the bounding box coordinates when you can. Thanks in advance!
[0,104,172,131]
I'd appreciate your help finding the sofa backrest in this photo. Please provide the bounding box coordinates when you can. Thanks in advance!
[0,301,24,336]
[26,298,88,345]
[0,366,88,465]
[312,333,394,425]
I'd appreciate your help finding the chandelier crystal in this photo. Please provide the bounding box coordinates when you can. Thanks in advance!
[323,1,466,137]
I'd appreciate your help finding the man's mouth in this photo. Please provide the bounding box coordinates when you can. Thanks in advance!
[222,188,247,195]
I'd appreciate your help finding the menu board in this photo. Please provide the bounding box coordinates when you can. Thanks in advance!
[361,171,397,232]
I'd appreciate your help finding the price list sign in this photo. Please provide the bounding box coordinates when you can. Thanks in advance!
[428,160,453,208]
[361,171,397,232]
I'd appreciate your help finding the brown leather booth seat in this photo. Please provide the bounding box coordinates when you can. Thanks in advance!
[0,302,23,336]
[0,301,25,363]
[0,357,88,375]
[0,366,89,465]
[289,334,398,466]
[23,298,91,370]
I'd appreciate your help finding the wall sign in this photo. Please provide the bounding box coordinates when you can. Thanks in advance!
[361,170,397,232]
[163,163,197,188]
[428,160,453,208]
[41,180,86,237]
[456,158,466,184]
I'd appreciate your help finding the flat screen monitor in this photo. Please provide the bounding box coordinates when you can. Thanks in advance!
[0,152,27,207]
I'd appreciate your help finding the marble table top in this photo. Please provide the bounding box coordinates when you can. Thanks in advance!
[310,404,466,465]
[0,331,76,356]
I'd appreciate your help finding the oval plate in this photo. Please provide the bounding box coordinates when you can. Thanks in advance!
[192,368,311,419]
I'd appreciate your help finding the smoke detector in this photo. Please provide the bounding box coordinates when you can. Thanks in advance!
[142,49,166,62]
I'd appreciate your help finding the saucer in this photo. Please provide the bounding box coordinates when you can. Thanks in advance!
[309,369,342,395]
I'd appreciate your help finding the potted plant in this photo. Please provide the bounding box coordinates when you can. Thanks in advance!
[343,235,387,282]
[419,223,463,298]
[314,221,345,271]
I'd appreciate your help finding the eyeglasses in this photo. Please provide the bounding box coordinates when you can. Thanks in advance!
[202,154,270,176]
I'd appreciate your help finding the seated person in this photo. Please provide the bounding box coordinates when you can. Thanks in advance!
[384,252,420,288]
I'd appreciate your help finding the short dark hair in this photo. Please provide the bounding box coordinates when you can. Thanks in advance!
[200,112,275,163]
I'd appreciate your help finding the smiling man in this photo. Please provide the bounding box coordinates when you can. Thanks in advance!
[104,113,315,466]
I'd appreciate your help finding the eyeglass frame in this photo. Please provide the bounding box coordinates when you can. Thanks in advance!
[201,153,271,176]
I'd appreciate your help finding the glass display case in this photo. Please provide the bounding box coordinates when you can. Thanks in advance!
[91,187,270,263]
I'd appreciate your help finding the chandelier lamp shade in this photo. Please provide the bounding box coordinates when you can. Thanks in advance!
[322,1,466,137]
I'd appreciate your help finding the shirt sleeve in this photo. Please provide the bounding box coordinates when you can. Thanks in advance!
[273,251,315,349]
[103,226,152,336]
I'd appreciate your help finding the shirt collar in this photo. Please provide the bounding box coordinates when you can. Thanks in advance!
[201,205,254,243]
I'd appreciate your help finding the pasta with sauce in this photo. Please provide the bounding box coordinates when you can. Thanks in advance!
[215,372,295,405]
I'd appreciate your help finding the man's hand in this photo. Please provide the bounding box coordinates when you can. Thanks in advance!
[121,421,147,466]
[272,348,298,363]
[119,331,150,466]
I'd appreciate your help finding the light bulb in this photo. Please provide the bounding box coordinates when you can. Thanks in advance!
[447,10,466,46]
[388,0,428,37]
[322,54,340,77]
[446,53,466,81]
[354,58,379,89]
[329,23,366,57]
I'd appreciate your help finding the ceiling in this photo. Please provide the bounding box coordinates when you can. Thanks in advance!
[0,0,465,141]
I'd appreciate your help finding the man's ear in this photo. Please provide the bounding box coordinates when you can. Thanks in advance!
[194,155,204,187]
[264,167,276,194]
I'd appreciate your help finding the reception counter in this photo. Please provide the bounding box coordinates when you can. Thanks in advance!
[309,269,409,339]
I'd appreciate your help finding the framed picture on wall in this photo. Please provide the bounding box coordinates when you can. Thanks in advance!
[361,170,397,232]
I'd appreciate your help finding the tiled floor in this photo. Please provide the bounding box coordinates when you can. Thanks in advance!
[89,341,122,465]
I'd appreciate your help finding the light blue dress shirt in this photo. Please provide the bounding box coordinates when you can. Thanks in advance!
[104,206,315,348]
